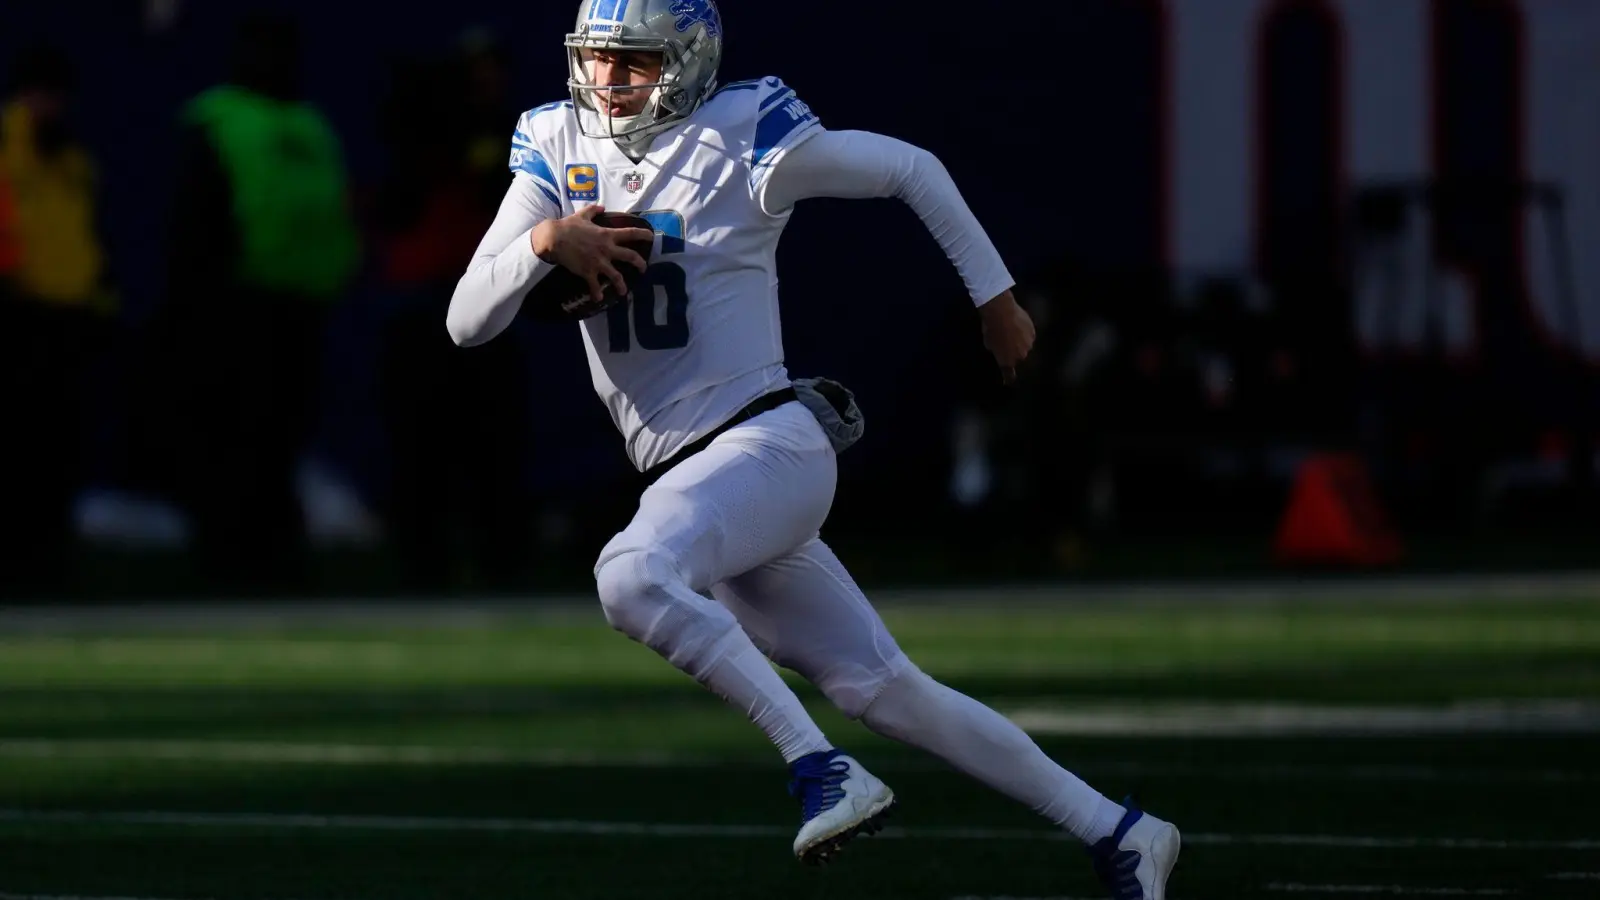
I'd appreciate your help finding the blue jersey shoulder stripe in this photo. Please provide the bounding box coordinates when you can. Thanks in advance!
[759,87,796,114]
[528,99,572,117]
[752,107,819,170]
[512,148,560,206]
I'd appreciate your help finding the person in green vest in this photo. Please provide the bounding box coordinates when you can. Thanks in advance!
[157,12,360,593]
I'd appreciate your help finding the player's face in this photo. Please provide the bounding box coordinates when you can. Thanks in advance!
[582,48,663,117]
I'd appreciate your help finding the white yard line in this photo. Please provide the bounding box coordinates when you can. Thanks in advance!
[1,738,1594,784]
[0,895,252,900]
[4,572,1599,631]
[1006,700,1600,737]
[947,890,1100,896]
[0,894,222,900]
[0,809,1595,852]
[1265,885,1517,896]
[0,886,1541,900]
[9,688,1600,766]
[0,740,700,768]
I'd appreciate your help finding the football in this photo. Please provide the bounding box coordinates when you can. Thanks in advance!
[523,211,655,323]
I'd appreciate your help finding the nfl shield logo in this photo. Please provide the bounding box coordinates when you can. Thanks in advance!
[623,171,645,193]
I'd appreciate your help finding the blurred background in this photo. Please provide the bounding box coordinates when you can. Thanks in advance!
[2,3,1599,898]
[1,0,1595,600]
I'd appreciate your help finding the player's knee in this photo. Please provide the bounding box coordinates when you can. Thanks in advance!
[593,546,741,673]
[593,547,679,639]
[819,657,918,721]
[855,661,931,726]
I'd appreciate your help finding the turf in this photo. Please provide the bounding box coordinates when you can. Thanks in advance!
[1,593,1597,899]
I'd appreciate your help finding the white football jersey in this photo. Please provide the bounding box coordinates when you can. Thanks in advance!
[512,76,821,472]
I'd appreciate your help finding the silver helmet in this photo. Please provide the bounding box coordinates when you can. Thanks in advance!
[565,0,724,152]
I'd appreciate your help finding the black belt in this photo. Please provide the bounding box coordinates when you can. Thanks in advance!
[642,387,799,486]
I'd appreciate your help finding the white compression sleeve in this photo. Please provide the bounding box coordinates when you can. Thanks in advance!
[758,129,1016,308]
[859,664,1127,844]
[445,172,560,348]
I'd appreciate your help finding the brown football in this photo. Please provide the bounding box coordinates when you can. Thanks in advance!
[523,211,655,323]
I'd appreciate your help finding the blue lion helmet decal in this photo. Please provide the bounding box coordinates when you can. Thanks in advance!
[669,0,721,38]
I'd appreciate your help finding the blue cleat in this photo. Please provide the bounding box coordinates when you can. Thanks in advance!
[787,749,896,865]
[1087,801,1181,899]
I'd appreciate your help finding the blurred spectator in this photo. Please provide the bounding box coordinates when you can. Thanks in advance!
[0,44,116,592]
[457,29,523,213]
[369,32,534,593]
[959,267,1108,570]
[155,12,360,593]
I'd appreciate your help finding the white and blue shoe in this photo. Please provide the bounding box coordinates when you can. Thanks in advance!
[1086,801,1181,899]
[787,749,896,865]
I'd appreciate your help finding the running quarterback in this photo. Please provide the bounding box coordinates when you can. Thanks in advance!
[445,1,1179,895]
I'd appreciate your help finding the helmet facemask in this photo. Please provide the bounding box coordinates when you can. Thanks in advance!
[564,17,718,154]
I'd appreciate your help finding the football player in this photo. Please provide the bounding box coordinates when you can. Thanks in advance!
[445,1,1179,893]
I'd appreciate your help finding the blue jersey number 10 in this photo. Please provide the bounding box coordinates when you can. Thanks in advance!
[607,210,689,352]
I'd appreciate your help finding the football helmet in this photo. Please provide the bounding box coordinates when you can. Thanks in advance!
[565,0,724,152]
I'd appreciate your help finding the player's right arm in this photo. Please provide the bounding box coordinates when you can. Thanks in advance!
[446,133,565,347]
[447,118,654,346]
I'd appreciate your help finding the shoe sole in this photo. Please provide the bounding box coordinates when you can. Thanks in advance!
[796,790,897,867]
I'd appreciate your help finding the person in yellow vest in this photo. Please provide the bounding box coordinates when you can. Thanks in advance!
[157,13,360,593]
[0,44,116,592]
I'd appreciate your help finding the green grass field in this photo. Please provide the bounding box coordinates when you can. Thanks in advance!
[2,589,1598,899]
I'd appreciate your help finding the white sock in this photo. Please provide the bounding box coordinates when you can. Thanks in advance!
[692,631,833,764]
[860,665,1125,843]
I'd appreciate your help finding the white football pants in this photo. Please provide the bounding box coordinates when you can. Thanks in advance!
[591,400,1126,842]
[593,399,909,717]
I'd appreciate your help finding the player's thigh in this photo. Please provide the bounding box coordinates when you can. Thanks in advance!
[596,404,837,593]
[710,537,909,718]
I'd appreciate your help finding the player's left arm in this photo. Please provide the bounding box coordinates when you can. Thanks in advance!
[758,127,1036,382]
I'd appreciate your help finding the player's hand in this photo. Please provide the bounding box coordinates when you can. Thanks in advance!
[979,289,1035,385]
[531,205,655,302]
